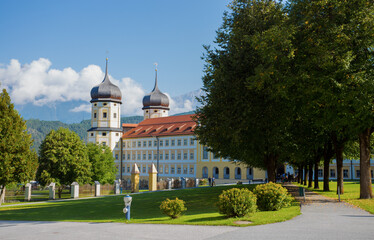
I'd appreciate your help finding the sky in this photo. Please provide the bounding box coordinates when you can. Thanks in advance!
[0,0,229,121]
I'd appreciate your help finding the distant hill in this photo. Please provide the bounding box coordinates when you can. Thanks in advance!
[27,116,143,152]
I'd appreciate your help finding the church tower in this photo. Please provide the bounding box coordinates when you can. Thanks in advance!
[142,67,170,120]
[87,59,122,151]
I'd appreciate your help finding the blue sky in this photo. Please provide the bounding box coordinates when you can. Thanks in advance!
[0,0,228,98]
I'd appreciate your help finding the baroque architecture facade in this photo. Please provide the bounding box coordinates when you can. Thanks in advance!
[88,62,266,183]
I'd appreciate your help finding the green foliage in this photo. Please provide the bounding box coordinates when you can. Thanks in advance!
[253,183,292,211]
[87,143,116,184]
[0,89,38,204]
[217,188,257,217]
[159,198,187,219]
[37,128,91,189]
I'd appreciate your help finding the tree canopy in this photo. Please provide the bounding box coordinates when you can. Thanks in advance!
[87,143,116,184]
[0,89,38,205]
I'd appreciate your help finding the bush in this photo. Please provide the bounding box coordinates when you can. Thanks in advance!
[160,198,187,219]
[217,188,257,217]
[253,182,293,211]
[199,179,207,186]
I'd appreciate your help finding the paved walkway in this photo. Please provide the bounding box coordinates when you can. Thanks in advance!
[1,187,373,240]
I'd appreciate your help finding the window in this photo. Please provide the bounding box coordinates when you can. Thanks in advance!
[190,138,194,145]
[190,153,194,159]
[165,140,169,146]
[143,167,146,173]
[171,140,175,146]
[160,140,163,147]
[90,133,94,136]
[154,154,157,160]
[137,141,141,147]
[159,167,163,174]
[132,154,135,160]
[171,153,175,160]
[143,154,146,160]
[127,167,130,173]
[122,167,125,173]
[165,153,169,160]
[318,169,323,178]
[94,113,97,118]
[177,139,181,146]
[356,170,361,178]
[137,154,140,160]
[213,153,219,159]
[371,170,373,178]
[143,141,147,147]
[343,169,349,178]
[203,147,209,159]
[114,104,116,106]
[160,154,163,160]
[115,154,118,160]
[154,110,158,112]
[102,142,106,146]
[127,154,130,160]
[177,167,181,174]
[183,139,187,146]
[148,154,152,160]
[165,167,169,174]
[154,140,157,147]
[103,103,107,106]
[148,141,152,147]
[171,167,175,174]
[122,155,125,160]
[102,132,106,136]
[113,113,117,118]
[330,169,336,178]
[202,167,208,178]
[132,142,136,148]
[177,153,181,160]
[183,152,187,160]
[190,167,194,174]
[183,167,187,174]
[116,133,119,136]
[127,142,131,148]
[94,103,97,106]
[103,112,107,118]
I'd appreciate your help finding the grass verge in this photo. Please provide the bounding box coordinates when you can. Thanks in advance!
[0,184,300,226]
[296,181,374,214]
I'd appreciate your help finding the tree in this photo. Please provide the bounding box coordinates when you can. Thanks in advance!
[87,143,116,184]
[0,89,38,205]
[195,0,295,182]
[37,128,91,198]
[289,0,374,198]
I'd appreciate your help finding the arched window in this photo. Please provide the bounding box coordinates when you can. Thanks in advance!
[247,167,253,180]
[224,167,230,179]
[235,167,242,179]
[213,167,219,179]
[202,166,208,178]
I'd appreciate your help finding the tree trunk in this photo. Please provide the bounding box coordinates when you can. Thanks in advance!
[359,128,373,199]
[333,138,344,195]
[323,157,330,191]
[304,165,308,186]
[314,160,319,189]
[298,165,303,184]
[265,154,277,183]
[0,186,5,205]
[58,186,63,199]
[308,162,313,188]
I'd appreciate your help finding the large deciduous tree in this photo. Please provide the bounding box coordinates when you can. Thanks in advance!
[195,0,295,182]
[87,143,116,184]
[37,128,91,198]
[0,89,38,205]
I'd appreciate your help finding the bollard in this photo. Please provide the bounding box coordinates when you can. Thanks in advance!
[94,181,100,197]
[25,183,32,201]
[49,183,55,200]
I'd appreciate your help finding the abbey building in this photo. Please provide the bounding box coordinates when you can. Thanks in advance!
[87,60,266,183]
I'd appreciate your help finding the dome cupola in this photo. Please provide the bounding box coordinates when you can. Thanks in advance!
[90,59,122,103]
[142,69,169,110]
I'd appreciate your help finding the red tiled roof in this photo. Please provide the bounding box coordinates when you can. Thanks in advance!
[122,123,139,128]
[122,114,196,138]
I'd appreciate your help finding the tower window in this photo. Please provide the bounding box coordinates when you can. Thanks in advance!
[102,132,107,136]
[146,110,149,113]
[103,112,107,118]
[102,142,106,146]
[90,133,94,136]
[154,110,158,113]
[94,103,97,106]
[103,103,107,106]
[94,113,97,118]
[114,104,117,106]
[114,113,117,118]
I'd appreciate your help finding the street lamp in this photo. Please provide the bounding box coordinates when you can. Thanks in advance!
[123,195,132,220]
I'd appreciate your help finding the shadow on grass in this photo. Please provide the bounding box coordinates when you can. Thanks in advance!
[185,215,226,223]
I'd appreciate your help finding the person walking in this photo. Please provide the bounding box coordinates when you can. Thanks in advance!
[208,177,211,186]
[212,177,215,187]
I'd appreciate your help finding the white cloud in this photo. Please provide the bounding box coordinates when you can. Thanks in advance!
[70,104,91,113]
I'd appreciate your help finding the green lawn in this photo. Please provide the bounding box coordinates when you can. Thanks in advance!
[297,181,374,214]
[0,185,300,226]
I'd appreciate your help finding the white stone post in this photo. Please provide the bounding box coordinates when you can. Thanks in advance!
[49,183,55,200]
[94,181,100,197]
[71,182,79,199]
[114,180,120,195]
[195,178,199,187]
[25,183,32,201]
[167,178,172,190]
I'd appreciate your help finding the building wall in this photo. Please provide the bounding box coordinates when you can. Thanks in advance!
[143,108,169,120]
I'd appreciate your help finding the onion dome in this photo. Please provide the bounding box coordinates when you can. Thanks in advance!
[90,59,122,103]
[142,69,170,110]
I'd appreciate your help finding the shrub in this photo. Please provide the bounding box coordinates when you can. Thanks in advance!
[199,179,207,186]
[217,188,257,217]
[160,198,187,219]
[253,182,293,211]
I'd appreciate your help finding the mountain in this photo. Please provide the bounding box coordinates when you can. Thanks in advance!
[27,116,143,152]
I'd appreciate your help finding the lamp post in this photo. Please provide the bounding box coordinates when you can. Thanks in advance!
[123,195,132,220]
